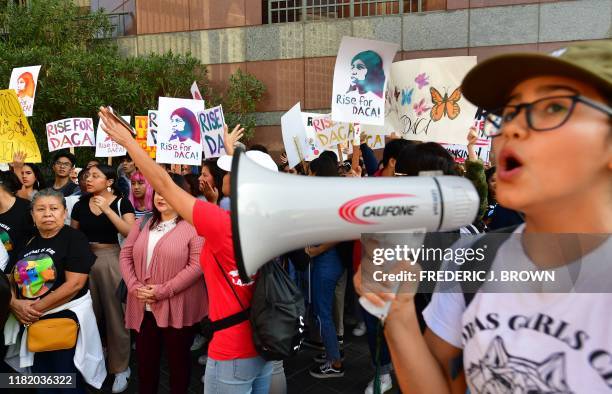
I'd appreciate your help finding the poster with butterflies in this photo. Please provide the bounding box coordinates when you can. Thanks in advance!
[383,56,478,145]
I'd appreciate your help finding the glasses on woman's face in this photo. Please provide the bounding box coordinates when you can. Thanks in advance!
[485,95,612,137]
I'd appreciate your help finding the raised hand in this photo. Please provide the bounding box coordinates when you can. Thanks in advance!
[98,106,133,147]
[223,124,245,156]
[202,180,219,204]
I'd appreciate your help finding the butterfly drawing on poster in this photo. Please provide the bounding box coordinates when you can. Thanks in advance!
[430,87,462,121]
[413,98,431,117]
[415,73,429,89]
[401,88,414,106]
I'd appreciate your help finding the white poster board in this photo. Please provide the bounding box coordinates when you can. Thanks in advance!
[155,97,205,165]
[191,81,204,101]
[147,110,158,147]
[331,37,398,126]
[311,114,352,149]
[9,65,42,117]
[96,116,131,157]
[46,118,95,152]
[199,105,225,159]
[383,56,479,145]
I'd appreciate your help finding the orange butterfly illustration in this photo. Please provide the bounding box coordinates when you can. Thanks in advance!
[430,87,462,121]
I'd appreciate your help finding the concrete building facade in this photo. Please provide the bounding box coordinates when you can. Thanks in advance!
[90,0,612,154]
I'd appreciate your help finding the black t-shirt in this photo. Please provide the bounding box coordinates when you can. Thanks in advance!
[0,197,34,272]
[51,180,79,197]
[71,197,134,244]
[12,226,95,301]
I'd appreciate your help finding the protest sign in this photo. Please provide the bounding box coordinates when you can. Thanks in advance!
[383,56,478,145]
[281,103,308,168]
[46,118,95,152]
[191,81,204,101]
[135,116,156,158]
[301,112,323,161]
[0,90,41,163]
[364,133,385,150]
[331,37,398,126]
[147,110,158,146]
[9,65,41,117]
[95,115,131,157]
[311,114,353,149]
[198,105,225,159]
[441,108,491,164]
[156,97,205,166]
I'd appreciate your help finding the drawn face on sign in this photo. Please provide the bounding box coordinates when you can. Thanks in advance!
[169,108,201,144]
[347,51,385,98]
[16,72,35,98]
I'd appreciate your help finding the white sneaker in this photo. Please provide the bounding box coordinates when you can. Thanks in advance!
[112,367,131,393]
[352,322,367,337]
[191,334,206,351]
[201,373,206,384]
[364,373,392,394]
[198,355,208,365]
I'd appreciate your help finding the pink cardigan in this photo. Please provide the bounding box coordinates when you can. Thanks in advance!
[120,218,207,331]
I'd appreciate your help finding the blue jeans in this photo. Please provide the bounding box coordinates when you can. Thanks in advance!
[204,356,273,394]
[311,247,344,362]
[361,305,393,375]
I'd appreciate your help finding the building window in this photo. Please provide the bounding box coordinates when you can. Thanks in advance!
[266,0,422,24]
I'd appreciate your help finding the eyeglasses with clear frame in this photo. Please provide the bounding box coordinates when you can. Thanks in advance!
[485,95,612,137]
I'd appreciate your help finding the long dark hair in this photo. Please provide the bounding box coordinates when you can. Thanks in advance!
[149,174,189,229]
[23,163,47,190]
[0,171,21,195]
[83,164,122,201]
[202,159,226,201]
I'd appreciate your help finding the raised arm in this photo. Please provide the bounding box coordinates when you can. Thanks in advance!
[99,107,196,224]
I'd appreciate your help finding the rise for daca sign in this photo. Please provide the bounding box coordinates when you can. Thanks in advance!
[156,97,205,166]
[331,37,398,126]
[96,115,131,157]
[198,105,225,159]
[46,118,95,152]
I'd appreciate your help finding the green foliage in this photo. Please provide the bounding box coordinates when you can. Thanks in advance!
[221,69,266,140]
[0,0,265,168]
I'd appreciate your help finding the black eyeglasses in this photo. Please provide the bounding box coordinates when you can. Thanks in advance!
[54,161,73,168]
[485,95,612,137]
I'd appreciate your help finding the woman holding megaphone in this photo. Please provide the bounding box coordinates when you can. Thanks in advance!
[98,112,275,393]
[355,40,612,394]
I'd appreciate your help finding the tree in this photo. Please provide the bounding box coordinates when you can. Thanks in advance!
[0,0,265,167]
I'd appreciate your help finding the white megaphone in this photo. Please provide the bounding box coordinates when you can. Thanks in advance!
[230,148,479,283]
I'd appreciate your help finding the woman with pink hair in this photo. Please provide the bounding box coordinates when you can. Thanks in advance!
[129,171,154,220]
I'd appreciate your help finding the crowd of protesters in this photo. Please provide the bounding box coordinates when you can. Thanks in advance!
[0,40,609,394]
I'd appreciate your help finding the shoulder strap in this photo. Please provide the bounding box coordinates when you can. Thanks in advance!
[461,225,520,307]
[213,253,246,311]
[117,197,122,217]
[139,213,154,231]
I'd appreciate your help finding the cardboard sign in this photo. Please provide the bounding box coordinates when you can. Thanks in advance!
[191,81,204,101]
[95,115,131,157]
[198,105,225,159]
[9,65,41,117]
[311,114,352,149]
[46,118,95,152]
[331,37,398,126]
[441,108,491,164]
[383,56,478,145]
[147,110,158,147]
[156,97,205,166]
[135,115,156,159]
[0,90,41,163]
[301,112,323,161]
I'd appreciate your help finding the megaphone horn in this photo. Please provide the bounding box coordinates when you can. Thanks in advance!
[230,148,479,283]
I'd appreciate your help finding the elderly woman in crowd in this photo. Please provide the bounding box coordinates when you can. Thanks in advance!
[5,188,106,392]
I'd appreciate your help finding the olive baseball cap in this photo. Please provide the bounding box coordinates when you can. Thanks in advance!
[462,40,612,111]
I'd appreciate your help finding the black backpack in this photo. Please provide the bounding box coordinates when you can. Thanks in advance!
[207,256,306,361]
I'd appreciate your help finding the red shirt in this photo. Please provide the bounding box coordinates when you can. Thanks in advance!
[192,200,258,360]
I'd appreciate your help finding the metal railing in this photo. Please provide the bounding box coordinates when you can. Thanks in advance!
[267,0,422,24]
